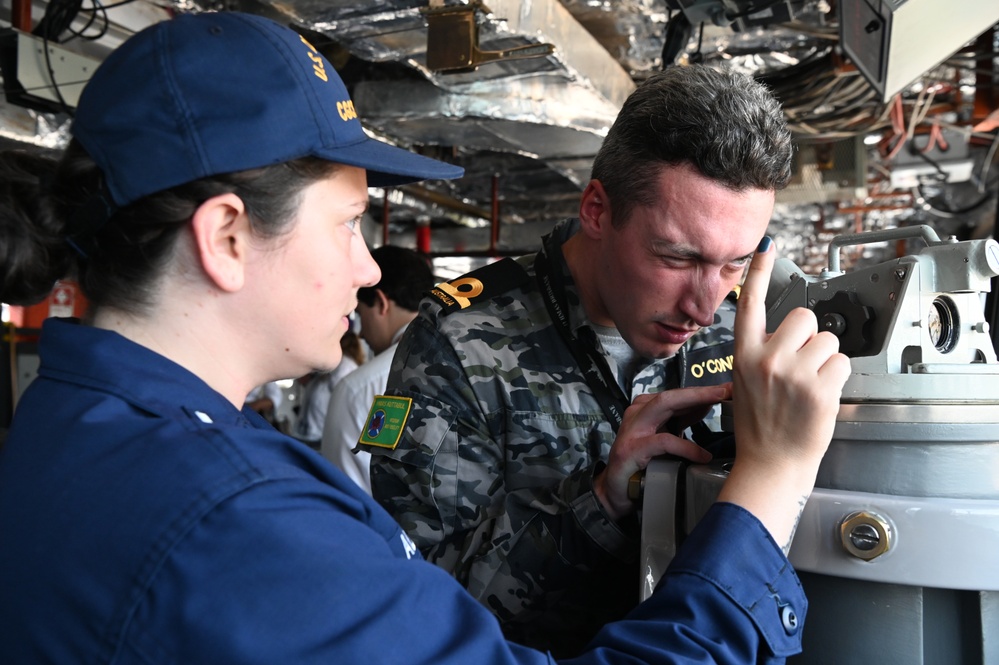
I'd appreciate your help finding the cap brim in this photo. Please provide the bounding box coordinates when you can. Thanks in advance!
[317,136,464,188]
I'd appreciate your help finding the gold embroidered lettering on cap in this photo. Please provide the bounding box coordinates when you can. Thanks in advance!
[298,35,328,81]
[307,52,328,82]
[337,100,358,121]
[298,34,317,52]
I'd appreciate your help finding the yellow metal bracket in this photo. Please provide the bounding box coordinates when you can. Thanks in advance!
[421,1,555,73]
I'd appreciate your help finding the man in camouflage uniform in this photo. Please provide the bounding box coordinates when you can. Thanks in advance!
[362,65,793,656]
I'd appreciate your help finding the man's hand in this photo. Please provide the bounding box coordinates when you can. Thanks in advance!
[594,383,731,521]
[718,237,851,549]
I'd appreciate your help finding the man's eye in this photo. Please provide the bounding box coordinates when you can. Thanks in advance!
[659,255,685,265]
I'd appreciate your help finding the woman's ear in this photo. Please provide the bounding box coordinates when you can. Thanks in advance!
[190,193,251,293]
[578,179,613,240]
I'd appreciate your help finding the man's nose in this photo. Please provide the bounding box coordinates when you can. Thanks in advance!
[680,271,723,327]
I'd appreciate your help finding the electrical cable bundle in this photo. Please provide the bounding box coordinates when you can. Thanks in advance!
[32,0,116,43]
[757,48,891,140]
[24,0,141,116]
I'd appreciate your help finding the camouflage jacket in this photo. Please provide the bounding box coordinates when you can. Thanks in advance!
[365,219,735,656]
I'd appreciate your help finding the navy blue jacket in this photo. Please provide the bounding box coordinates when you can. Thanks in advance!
[0,319,806,663]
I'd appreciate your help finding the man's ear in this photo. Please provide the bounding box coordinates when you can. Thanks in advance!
[375,288,392,315]
[190,193,250,293]
[578,179,613,240]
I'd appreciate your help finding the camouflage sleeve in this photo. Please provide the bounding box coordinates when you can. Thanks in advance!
[368,312,637,623]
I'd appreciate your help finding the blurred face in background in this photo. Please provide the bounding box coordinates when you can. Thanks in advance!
[355,294,393,355]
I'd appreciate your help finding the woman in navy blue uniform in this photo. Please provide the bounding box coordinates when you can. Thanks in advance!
[0,11,849,664]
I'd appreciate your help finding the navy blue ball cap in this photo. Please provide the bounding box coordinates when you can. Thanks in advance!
[71,11,463,207]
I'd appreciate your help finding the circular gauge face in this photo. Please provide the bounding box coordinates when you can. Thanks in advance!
[928,297,958,353]
[927,305,942,345]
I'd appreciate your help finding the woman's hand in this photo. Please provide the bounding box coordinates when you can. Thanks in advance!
[718,237,851,550]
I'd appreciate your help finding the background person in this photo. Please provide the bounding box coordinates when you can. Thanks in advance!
[321,245,434,493]
[0,12,848,664]
[244,380,284,423]
[367,65,801,655]
[293,331,366,448]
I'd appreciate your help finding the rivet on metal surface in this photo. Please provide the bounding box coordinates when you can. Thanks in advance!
[839,511,892,561]
[849,524,879,550]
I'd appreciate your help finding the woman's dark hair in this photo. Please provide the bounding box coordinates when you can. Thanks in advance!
[0,148,70,306]
[0,141,340,314]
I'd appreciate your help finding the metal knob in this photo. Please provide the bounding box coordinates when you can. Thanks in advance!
[839,511,892,561]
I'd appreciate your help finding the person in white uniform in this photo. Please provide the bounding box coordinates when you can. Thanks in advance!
[321,246,434,493]
[245,381,284,417]
[293,332,366,448]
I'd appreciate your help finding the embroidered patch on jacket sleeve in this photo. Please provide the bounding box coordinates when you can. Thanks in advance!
[358,395,413,449]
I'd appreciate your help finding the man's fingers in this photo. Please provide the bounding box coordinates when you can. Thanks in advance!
[735,236,776,351]
[653,433,713,464]
[630,384,730,430]
[631,393,657,406]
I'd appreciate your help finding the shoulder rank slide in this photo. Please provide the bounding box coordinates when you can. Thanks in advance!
[429,257,530,314]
